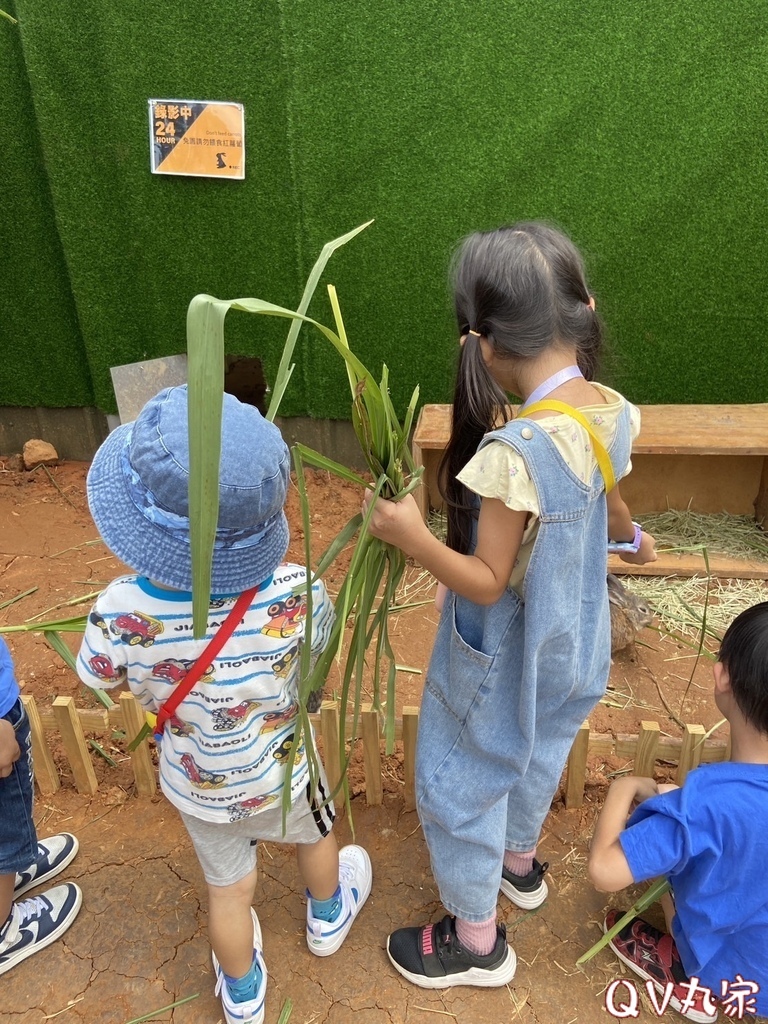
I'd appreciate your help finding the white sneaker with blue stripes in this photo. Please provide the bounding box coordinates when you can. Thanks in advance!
[306,845,372,957]
[14,833,79,898]
[212,908,267,1024]
[0,883,83,975]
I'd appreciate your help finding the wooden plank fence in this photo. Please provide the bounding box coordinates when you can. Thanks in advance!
[22,694,728,807]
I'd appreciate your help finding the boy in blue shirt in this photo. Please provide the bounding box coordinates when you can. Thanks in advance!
[0,637,82,975]
[589,601,768,1022]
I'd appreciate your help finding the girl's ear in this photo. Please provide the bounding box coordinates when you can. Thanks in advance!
[587,296,596,311]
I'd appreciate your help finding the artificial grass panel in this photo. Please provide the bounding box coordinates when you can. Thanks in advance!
[0,2,93,408]
[13,0,302,414]
[280,0,768,415]
[4,2,767,416]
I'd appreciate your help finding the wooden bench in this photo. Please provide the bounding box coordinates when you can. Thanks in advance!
[412,404,768,579]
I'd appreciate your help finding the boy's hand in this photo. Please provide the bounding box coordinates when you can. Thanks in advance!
[0,718,21,778]
[619,530,657,565]
[588,775,659,891]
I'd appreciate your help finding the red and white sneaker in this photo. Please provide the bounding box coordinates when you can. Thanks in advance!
[604,910,718,1024]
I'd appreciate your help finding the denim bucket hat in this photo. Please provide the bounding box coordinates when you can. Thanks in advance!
[87,385,290,592]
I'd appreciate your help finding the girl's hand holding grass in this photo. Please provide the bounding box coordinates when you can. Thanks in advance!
[363,490,428,556]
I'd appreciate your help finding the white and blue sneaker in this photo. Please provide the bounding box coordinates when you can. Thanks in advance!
[306,845,372,957]
[0,883,83,975]
[212,908,267,1024]
[14,833,79,898]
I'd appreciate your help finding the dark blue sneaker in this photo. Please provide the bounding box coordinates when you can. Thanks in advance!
[14,833,79,898]
[0,883,83,975]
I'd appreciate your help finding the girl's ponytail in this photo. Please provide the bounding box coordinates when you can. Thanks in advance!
[439,334,507,554]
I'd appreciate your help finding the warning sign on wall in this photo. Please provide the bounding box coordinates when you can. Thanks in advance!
[148,99,245,179]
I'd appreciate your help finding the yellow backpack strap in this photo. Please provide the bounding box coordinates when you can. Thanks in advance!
[520,399,616,493]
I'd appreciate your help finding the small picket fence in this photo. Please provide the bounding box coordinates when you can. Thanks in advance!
[21,694,728,808]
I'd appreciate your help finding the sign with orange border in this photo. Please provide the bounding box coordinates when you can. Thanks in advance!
[148,99,245,179]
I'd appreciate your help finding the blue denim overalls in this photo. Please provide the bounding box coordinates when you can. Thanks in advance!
[415,403,633,921]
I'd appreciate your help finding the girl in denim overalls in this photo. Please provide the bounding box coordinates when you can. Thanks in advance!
[366,223,657,989]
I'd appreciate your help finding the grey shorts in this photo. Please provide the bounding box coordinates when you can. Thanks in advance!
[180,772,335,887]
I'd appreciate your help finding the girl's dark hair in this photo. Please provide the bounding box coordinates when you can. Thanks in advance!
[718,602,768,735]
[440,222,604,553]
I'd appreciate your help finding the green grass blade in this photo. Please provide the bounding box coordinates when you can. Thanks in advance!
[0,9,18,23]
[122,993,199,1024]
[0,587,38,611]
[187,295,228,638]
[89,739,119,767]
[306,513,363,587]
[576,878,671,965]
[42,629,78,671]
[326,283,359,397]
[276,998,293,1024]
[186,294,348,637]
[42,630,114,709]
[267,221,373,422]
[279,447,314,827]
[290,443,369,488]
[0,613,88,634]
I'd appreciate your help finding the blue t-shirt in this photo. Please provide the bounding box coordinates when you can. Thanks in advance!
[0,637,20,718]
[620,762,768,1015]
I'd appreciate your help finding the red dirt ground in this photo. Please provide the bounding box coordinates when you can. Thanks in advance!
[0,458,739,1024]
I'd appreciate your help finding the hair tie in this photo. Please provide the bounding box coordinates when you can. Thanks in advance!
[467,329,481,337]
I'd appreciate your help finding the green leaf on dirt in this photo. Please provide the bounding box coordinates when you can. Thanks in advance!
[576,878,671,965]
[121,993,199,1024]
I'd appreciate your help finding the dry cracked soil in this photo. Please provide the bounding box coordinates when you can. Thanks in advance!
[0,458,734,1024]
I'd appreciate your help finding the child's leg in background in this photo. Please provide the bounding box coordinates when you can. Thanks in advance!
[0,699,82,975]
[660,890,676,933]
[0,874,14,932]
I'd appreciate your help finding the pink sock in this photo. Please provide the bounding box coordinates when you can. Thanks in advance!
[455,914,498,956]
[504,848,535,877]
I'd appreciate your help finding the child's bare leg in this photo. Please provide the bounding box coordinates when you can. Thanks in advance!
[660,890,676,933]
[296,832,338,899]
[207,865,258,978]
[0,873,14,926]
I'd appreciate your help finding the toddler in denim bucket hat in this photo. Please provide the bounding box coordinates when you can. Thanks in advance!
[86,385,290,592]
[77,385,372,1024]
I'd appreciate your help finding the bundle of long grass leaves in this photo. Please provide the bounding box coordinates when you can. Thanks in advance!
[185,222,422,818]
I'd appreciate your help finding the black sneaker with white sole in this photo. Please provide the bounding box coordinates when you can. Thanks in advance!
[387,914,517,989]
[0,883,83,975]
[500,858,549,909]
[14,833,79,898]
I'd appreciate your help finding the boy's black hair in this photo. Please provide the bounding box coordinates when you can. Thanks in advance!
[718,601,768,735]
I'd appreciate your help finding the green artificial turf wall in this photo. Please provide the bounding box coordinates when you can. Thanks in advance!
[2,2,767,416]
[0,1,93,407]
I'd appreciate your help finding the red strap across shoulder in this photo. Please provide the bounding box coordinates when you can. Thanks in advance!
[153,586,258,737]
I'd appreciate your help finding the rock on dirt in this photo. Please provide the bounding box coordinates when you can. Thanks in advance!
[22,439,58,469]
